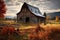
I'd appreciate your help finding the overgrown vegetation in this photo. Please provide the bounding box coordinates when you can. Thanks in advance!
[0,24,60,40]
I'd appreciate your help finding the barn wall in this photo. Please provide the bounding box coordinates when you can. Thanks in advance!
[17,7,39,23]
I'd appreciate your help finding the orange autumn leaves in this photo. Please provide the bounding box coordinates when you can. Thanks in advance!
[1,26,15,35]
[0,0,6,18]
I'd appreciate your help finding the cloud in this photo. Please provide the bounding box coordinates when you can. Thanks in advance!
[44,0,60,10]
[5,0,60,9]
[4,0,60,17]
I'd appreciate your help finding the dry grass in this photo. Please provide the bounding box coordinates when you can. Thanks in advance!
[19,24,60,40]
[0,20,60,40]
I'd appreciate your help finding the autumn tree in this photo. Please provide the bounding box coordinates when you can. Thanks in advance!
[0,0,6,18]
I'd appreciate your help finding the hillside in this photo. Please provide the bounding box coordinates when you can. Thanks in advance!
[47,12,60,20]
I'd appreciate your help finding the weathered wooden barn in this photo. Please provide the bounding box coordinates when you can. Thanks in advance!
[17,2,45,24]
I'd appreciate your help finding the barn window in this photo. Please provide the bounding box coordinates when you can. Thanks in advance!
[25,17,29,23]
[31,8,32,11]
[35,10,37,13]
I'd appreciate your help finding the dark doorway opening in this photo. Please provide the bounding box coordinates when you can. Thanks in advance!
[25,17,29,23]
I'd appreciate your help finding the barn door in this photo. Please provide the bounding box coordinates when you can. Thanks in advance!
[25,17,29,23]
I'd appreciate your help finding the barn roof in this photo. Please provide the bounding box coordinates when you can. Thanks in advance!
[17,2,45,17]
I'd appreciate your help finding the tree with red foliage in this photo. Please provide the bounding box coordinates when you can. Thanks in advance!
[0,0,6,18]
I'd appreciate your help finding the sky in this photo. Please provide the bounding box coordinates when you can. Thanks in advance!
[4,0,60,18]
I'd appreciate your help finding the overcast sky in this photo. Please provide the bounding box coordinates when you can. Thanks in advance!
[4,0,60,18]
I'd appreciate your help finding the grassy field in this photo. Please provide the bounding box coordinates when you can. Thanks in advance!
[0,20,60,40]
